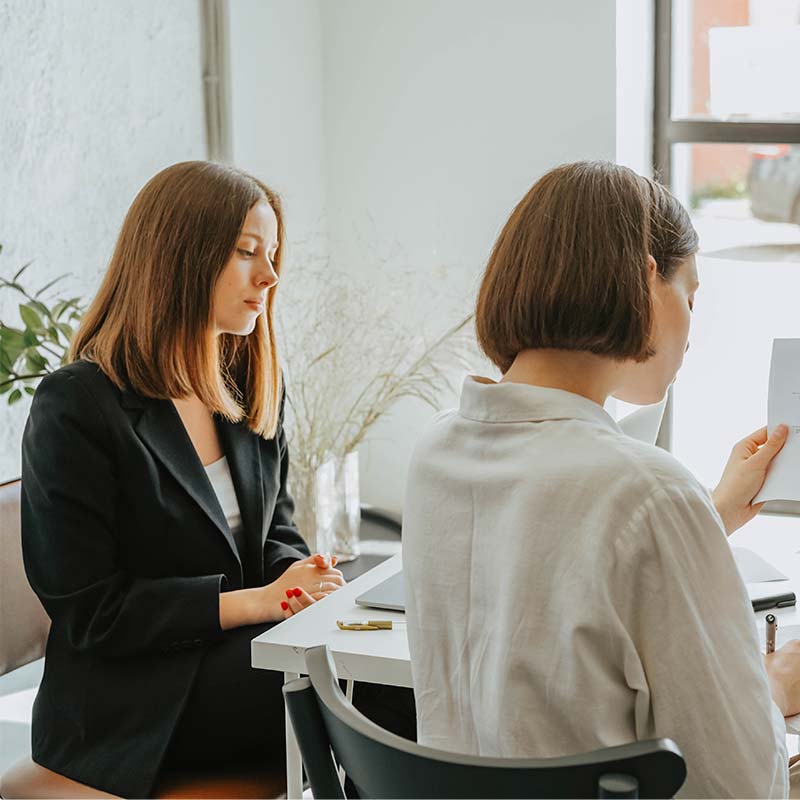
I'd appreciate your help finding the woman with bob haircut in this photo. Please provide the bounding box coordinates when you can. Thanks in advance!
[20,161,414,798]
[403,160,800,798]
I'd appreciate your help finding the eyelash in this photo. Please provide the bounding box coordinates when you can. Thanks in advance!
[238,248,277,263]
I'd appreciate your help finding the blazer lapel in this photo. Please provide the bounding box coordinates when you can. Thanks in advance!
[130,395,242,568]
[216,416,265,586]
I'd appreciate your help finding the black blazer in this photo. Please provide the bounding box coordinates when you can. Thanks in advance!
[20,360,310,798]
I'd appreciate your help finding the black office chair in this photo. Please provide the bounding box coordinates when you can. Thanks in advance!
[283,645,687,799]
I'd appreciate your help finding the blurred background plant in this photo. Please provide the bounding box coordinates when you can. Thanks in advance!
[0,244,85,405]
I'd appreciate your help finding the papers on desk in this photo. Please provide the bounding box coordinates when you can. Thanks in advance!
[733,547,788,583]
[617,397,668,445]
[754,339,800,503]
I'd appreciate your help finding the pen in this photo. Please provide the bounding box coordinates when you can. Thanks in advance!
[766,613,777,655]
[337,620,395,631]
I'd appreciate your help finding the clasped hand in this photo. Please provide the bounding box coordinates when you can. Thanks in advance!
[272,553,346,619]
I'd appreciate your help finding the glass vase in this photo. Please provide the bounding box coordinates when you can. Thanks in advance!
[314,450,361,562]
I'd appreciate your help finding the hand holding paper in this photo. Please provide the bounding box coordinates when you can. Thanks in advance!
[713,423,788,531]
[753,339,800,503]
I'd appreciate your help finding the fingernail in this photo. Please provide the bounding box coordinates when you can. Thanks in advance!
[285,589,293,599]
[293,587,302,597]
[778,424,789,435]
[280,601,289,610]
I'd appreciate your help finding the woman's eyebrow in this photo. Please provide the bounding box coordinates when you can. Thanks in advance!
[240,231,263,241]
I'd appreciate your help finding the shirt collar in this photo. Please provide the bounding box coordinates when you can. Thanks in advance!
[458,375,622,434]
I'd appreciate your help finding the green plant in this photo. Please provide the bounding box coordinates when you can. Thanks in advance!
[0,244,85,405]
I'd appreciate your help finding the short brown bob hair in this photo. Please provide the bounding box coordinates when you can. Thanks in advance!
[70,160,284,438]
[476,160,699,373]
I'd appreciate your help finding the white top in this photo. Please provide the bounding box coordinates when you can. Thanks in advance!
[204,455,245,557]
[402,376,788,799]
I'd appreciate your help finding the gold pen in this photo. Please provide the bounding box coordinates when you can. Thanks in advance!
[336,620,394,631]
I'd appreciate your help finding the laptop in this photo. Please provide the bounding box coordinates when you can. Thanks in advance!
[355,570,406,612]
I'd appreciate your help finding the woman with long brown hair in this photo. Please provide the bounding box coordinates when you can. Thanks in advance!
[20,161,414,797]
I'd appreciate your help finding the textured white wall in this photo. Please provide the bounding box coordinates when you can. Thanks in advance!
[229,0,328,260]
[0,0,206,480]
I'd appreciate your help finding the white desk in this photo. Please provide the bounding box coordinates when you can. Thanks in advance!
[251,553,409,798]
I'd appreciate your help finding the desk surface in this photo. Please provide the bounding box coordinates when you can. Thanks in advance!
[251,553,411,687]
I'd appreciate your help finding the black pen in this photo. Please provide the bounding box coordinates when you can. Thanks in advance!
[766,613,777,655]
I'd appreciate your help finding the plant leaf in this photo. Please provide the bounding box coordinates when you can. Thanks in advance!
[25,349,48,372]
[19,303,44,333]
[29,299,51,319]
[34,274,67,297]
[12,261,33,282]
[8,388,22,404]
[24,386,36,396]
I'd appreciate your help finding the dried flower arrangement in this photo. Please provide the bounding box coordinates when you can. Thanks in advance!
[276,260,474,550]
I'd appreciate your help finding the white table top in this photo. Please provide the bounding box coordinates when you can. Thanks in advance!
[251,553,411,687]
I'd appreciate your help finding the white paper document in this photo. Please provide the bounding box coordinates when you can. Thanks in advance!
[733,547,788,583]
[617,397,668,445]
[754,339,800,503]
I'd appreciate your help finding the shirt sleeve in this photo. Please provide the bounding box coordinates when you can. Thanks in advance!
[21,369,227,658]
[612,483,788,799]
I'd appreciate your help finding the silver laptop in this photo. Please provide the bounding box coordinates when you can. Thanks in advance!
[355,570,406,612]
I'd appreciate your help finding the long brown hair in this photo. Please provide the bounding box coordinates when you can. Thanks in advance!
[476,160,699,373]
[70,160,284,438]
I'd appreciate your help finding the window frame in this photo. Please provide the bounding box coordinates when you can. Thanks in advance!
[653,0,800,514]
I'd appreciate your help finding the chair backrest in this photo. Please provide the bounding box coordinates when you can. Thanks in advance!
[284,645,686,799]
[0,479,50,676]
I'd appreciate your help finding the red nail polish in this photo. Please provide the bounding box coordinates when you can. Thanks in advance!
[293,587,302,597]
[280,601,289,611]
[285,589,293,599]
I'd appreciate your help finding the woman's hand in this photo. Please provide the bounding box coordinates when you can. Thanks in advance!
[765,639,800,717]
[219,554,345,629]
[712,424,788,535]
[272,553,345,619]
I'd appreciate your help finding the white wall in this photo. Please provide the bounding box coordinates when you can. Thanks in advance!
[0,0,206,480]
[228,0,329,260]
[616,0,654,176]
[230,0,617,512]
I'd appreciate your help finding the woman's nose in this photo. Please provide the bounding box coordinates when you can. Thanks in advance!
[256,258,279,289]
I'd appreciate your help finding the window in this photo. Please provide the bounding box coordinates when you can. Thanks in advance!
[654,0,800,516]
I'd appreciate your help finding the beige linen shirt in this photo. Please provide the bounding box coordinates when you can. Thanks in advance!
[403,376,788,799]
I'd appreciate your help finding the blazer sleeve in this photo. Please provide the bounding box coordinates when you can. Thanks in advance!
[21,369,227,659]
[263,388,311,583]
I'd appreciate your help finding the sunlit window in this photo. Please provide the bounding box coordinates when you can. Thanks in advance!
[655,0,800,512]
